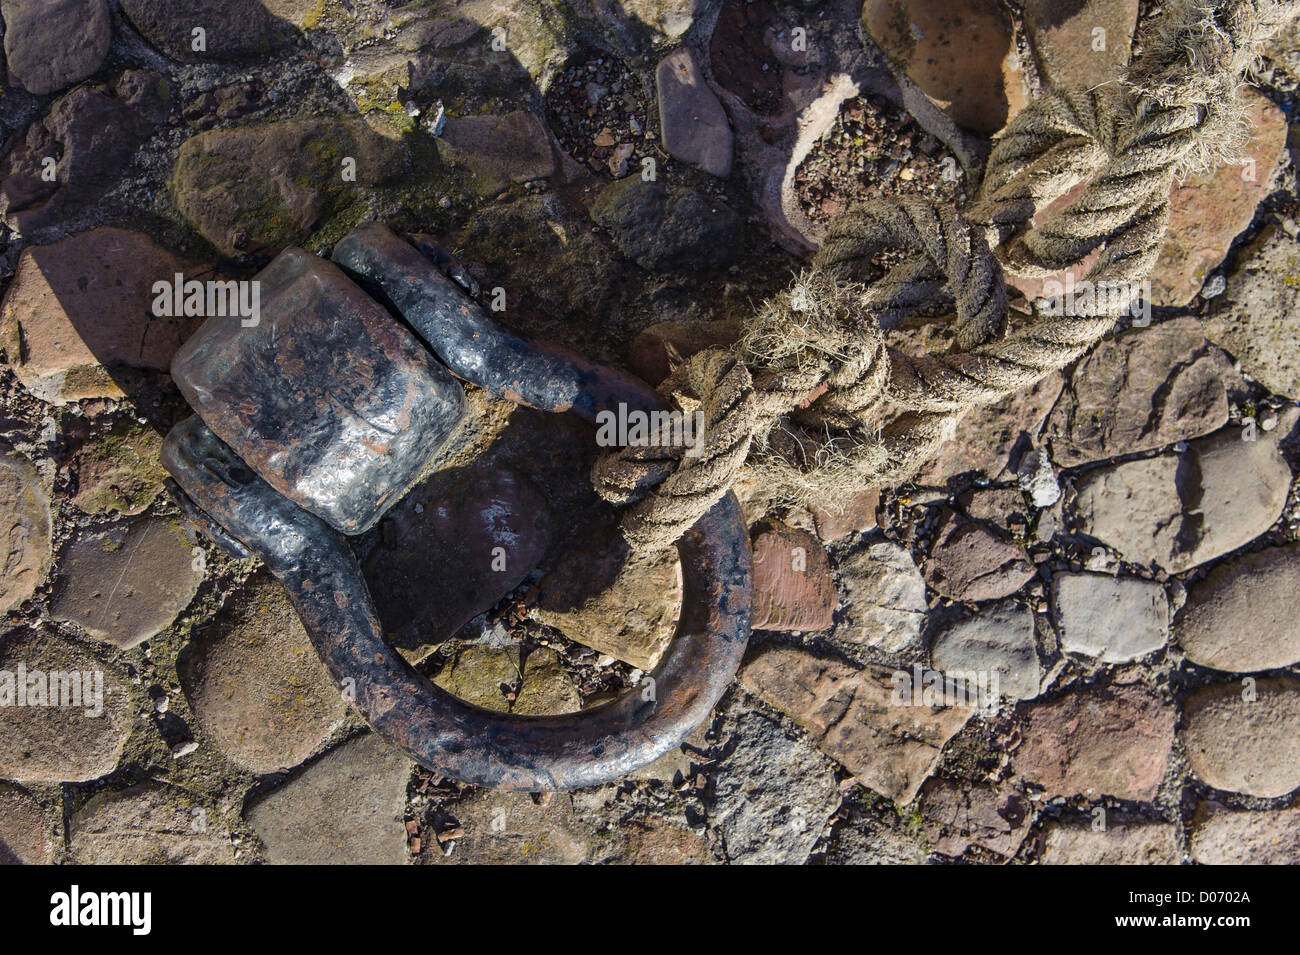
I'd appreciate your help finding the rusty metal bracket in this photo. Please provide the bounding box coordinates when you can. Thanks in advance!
[164,224,752,791]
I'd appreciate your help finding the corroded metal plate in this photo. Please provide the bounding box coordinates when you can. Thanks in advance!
[171,248,465,534]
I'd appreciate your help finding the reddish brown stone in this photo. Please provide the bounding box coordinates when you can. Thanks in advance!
[813,487,879,542]
[920,777,1031,861]
[620,816,713,865]
[1023,0,1138,89]
[750,521,835,632]
[862,0,1029,135]
[0,229,201,403]
[914,371,1064,485]
[925,510,1035,602]
[1150,91,1287,306]
[1011,683,1175,801]
[740,644,973,804]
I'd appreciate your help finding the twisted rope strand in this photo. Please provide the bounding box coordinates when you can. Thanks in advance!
[593,0,1297,552]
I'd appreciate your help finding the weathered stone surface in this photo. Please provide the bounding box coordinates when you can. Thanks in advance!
[741,644,973,804]
[70,420,166,516]
[1183,678,1300,798]
[1040,820,1180,864]
[120,0,296,63]
[0,783,52,865]
[915,371,1064,485]
[1151,92,1288,307]
[68,784,235,864]
[0,229,200,403]
[180,573,348,775]
[0,0,111,95]
[925,511,1035,603]
[1011,684,1175,801]
[1053,573,1169,662]
[1,75,170,234]
[433,644,580,715]
[1190,804,1300,865]
[1044,318,1228,466]
[514,649,583,716]
[246,734,412,865]
[1178,546,1300,672]
[620,815,712,864]
[365,466,551,663]
[459,192,624,316]
[1023,0,1138,90]
[620,0,710,39]
[433,644,520,712]
[709,709,840,863]
[1203,226,1300,397]
[591,178,740,272]
[931,603,1042,701]
[0,453,50,613]
[750,521,835,632]
[833,540,927,653]
[437,111,555,194]
[813,487,880,542]
[0,629,132,785]
[920,778,1030,861]
[427,790,615,865]
[862,0,1028,135]
[655,48,733,177]
[171,118,409,256]
[534,522,679,671]
[822,806,928,864]
[626,318,741,386]
[1074,424,1292,573]
[51,515,203,650]
[959,486,1029,532]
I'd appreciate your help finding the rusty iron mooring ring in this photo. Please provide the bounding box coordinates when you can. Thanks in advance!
[163,224,752,791]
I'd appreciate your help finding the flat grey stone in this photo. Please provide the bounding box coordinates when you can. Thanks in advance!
[1044,317,1228,466]
[423,790,616,865]
[709,710,839,864]
[0,453,50,614]
[1203,226,1300,398]
[1074,423,1292,573]
[50,514,203,649]
[180,572,348,775]
[68,783,236,864]
[656,48,733,177]
[1178,545,1300,672]
[1190,804,1300,864]
[834,540,927,653]
[1183,677,1300,798]
[1040,821,1180,864]
[0,628,132,784]
[931,602,1042,701]
[245,734,412,865]
[1053,573,1168,662]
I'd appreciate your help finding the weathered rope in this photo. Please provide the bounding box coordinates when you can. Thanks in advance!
[595,0,1297,552]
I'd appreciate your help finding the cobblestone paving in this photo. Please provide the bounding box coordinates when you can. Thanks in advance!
[1,0,1299,865]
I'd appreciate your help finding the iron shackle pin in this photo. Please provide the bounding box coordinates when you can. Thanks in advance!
[162,222,753,791]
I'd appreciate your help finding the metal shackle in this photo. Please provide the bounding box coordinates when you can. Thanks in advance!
[162,222,752,791]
